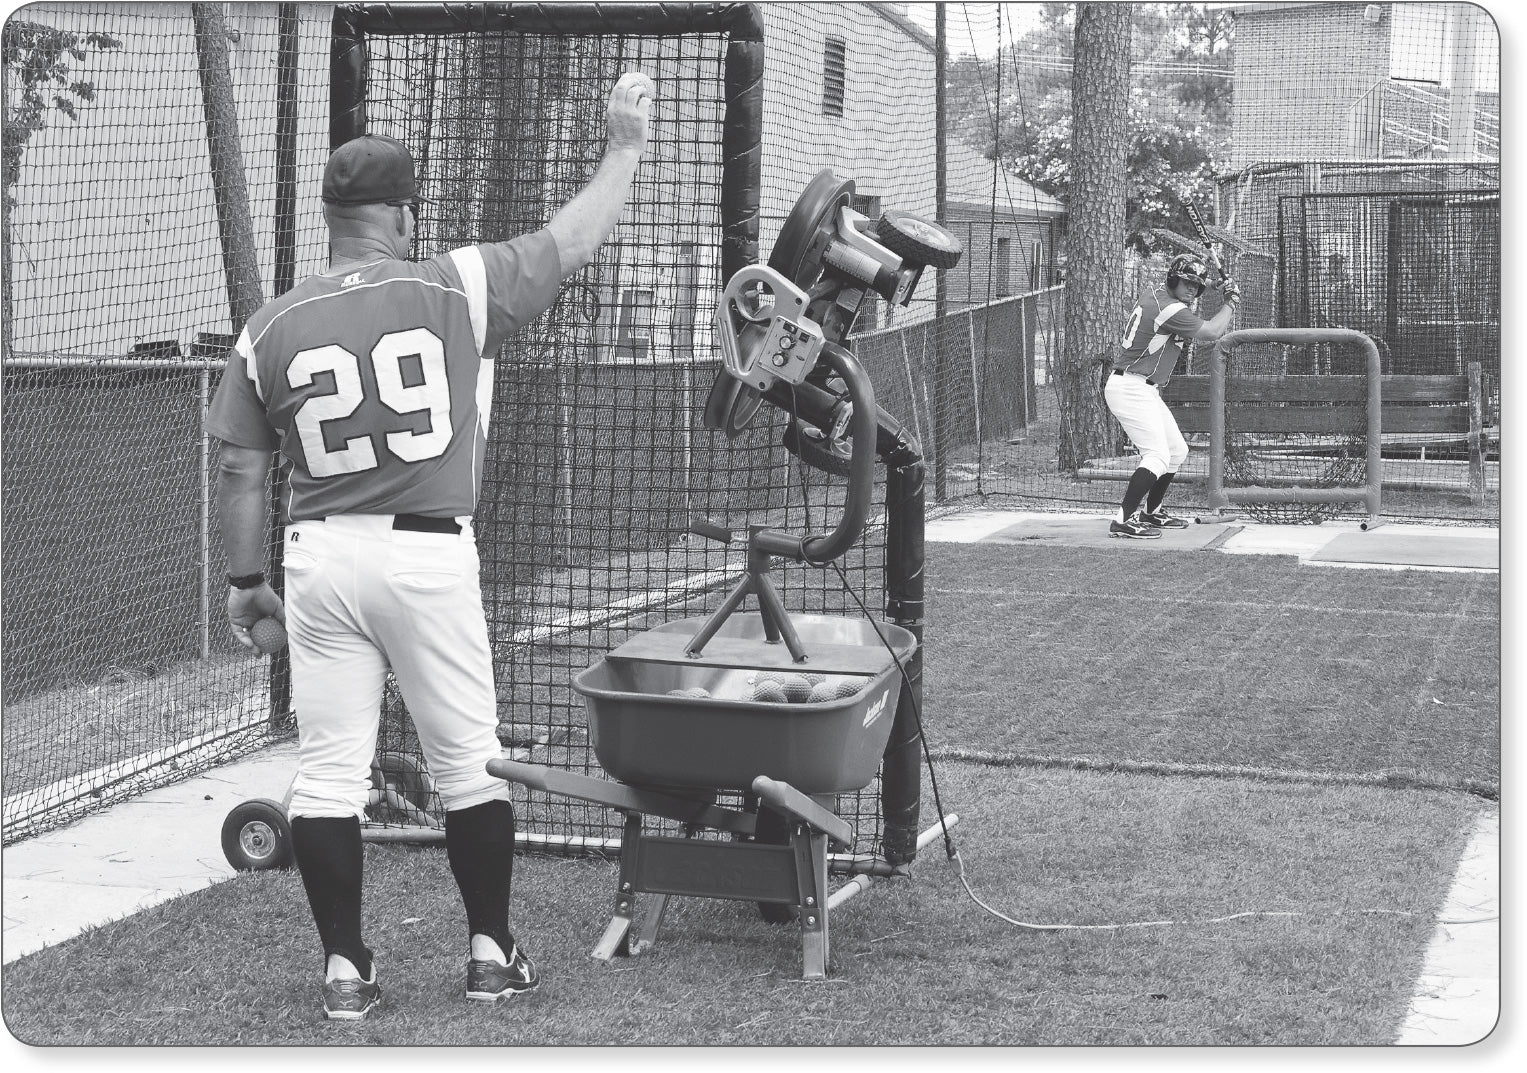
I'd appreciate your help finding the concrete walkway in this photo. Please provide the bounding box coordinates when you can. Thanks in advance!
[2,508,1500,1043]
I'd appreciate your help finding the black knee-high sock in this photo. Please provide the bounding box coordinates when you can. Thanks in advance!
[1145,471,1176,513]
[290,815,371,979]
[445,798,517,958]
[1121,467,1158,519]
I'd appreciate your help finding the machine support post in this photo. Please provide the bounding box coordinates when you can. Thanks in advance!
[880,456,925,864]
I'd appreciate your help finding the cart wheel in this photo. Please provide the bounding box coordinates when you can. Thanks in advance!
[370,751,434,811]
[221,798,294,872]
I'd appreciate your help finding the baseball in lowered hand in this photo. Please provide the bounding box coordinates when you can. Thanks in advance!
[251,617,288,654]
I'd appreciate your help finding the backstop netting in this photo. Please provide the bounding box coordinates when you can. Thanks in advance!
[2,3,331,842]
[2,1,1500,848]
[325,2,955,863]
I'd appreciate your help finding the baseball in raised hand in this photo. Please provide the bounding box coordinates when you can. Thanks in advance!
[606,71,655,154]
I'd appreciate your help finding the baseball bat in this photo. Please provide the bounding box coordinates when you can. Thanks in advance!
[1184,204,1226,283]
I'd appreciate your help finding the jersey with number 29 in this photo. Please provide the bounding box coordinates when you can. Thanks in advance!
[205,231,561,522]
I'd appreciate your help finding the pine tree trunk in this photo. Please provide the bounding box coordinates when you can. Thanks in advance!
[1057,5,1131,473]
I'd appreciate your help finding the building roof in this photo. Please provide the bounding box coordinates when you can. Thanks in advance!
[944,144,1064,218]
[867,2,937,54]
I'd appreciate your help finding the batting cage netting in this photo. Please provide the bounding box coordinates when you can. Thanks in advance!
[2,2,1499,846]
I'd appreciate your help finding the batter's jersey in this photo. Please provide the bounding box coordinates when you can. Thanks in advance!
[206,231,561,521]
[1114,286,1205,389]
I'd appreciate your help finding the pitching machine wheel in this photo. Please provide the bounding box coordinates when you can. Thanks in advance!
[769,168,856,289]
[702,374,764,439]
[875,210,963,270]
[703,169,855,438]
[221,798,295,872]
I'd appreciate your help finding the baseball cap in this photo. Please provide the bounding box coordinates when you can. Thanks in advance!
[322,134,430,206]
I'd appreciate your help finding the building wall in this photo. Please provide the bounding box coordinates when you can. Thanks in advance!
[943,207,1060,306]
[3,3,949,356]
[757,2,939,325]
[1231,2,1392,167]
[3,3,332,358]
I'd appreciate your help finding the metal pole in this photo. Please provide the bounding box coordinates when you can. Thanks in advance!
[1208,342,1227,513]
[932,5,948,501]
[828,813,959,910]
[199,370,211,659]
[274,4,299,298]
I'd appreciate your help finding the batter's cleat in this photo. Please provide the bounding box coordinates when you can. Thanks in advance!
[1139,508,1190,529]
[1109,513,1162,539]
[466,946,540,1002]
[321,973,380,1021]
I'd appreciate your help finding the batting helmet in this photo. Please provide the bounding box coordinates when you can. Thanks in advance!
[1166,255,1210,296]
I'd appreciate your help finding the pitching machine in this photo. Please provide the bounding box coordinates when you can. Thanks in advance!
[485,169,964,979]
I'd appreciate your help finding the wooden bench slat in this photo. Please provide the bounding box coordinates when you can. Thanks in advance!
[1163,374,1470,404]
[1170,406,1469,435]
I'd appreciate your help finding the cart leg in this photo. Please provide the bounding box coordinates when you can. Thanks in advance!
[592,813,644,963]
[630,892,671,957]
[592,914,633,962]
[794,827,831,980]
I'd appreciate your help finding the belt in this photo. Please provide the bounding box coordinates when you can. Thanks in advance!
[1113,369,1156,386]
[393,513,461,534]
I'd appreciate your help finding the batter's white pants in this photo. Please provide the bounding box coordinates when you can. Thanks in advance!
[1104,371,1189,477]
[281,514,509,820]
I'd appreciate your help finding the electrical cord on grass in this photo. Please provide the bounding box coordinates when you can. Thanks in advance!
[826,561,1497,932]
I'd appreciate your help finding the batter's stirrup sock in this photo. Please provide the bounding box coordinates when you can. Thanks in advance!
[1121,467,1158,521]
[290,815,372,980]
[446,798,517,959]
[1146,471,1176,514]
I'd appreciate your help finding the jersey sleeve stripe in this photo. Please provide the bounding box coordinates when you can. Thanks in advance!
[1155,300,1187,329]
[447,246,490,356]
[235,327,263,403]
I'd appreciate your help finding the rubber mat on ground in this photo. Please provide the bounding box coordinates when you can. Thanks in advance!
[1309,531,1498,570]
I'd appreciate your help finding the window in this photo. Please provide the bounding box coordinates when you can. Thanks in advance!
[614,287,654,361]
[823,38,846,116]
[995,236,1012,297]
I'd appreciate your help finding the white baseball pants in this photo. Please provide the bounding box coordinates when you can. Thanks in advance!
[281,514,508,820]
[1104,371,1189,477]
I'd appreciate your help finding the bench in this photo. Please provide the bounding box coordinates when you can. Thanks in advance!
[1162,359,1492,503]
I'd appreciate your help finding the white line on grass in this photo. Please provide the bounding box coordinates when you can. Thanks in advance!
[926,746,1498,798]
[934,587,1491,620]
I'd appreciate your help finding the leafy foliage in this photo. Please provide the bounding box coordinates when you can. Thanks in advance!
[2,20,122,199]
[947,2,1233,252]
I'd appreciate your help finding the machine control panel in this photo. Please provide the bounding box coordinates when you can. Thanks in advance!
[714,264,825,393]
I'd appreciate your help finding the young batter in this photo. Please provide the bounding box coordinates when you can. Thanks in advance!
[1106,254,1242,538]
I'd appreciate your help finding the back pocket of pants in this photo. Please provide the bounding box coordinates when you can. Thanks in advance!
[386,544,464,593]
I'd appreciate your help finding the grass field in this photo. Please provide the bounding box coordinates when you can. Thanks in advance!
[0,541,1498,1046]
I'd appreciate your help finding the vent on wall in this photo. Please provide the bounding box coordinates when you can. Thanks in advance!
[823,37,846,116]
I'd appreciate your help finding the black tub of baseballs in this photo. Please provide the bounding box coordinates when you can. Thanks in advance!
[573,614,916,795]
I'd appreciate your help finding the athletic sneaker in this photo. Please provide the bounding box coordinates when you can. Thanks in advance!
[1139,508,1190,529]
[466,945,540,1002]
[322,972,380,1021]
[1109,513,1162,539]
